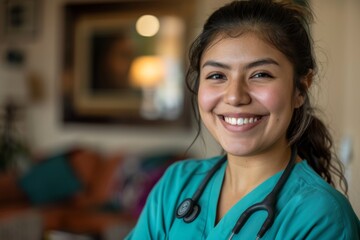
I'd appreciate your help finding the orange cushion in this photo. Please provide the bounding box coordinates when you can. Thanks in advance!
[70,150,99,190]
[89,154,122,205]
[69,150,122,208]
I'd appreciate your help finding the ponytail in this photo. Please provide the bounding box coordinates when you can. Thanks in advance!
[288,103,348,194]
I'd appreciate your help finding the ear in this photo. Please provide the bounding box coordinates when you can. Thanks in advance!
[294,69,313,108]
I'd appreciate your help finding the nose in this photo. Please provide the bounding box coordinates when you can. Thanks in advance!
[223,80,251,106]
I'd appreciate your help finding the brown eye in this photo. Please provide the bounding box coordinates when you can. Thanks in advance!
[252,72,273,79]
[207,73,226,80]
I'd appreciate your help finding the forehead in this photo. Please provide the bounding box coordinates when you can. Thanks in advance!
[201,32,292,67]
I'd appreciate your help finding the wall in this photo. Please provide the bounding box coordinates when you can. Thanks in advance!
[343,0,360,216]
[312,0,360,216]
[0,0,358,214]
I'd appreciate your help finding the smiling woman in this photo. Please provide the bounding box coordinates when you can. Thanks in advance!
[198,34,299,159]
[125,1,360,239]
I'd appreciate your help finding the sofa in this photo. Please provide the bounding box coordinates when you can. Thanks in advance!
[0,147,182,239]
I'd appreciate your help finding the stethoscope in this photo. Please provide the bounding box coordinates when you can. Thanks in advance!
[176,146,297,240]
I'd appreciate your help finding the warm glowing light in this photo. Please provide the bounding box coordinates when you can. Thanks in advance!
[130,56,164,88]
[136,15,160,37]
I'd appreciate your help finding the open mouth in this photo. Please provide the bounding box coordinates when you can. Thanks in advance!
[222,115,263,126]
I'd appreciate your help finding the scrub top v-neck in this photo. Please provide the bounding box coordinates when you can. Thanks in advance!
[203,160,283,240]
[125,156,360,240]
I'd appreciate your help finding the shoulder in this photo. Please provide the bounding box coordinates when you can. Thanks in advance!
[125,156,224,239]
[291,161,352,213]
[280,161,360,239]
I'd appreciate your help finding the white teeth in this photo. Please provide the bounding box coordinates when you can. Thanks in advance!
[224,116,260,126]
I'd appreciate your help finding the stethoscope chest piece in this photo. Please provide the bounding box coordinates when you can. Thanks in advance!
[176,198,201,223]
[175,156,226,224]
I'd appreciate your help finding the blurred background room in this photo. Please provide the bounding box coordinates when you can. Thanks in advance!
[0,0,359,239]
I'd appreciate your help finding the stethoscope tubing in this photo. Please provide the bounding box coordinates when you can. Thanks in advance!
[193,156,227,202]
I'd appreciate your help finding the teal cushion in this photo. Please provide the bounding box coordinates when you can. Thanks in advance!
[19,155,82,205]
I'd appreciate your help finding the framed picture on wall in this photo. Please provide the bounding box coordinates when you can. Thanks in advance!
[0,0,40,39]
[61,1,195,127]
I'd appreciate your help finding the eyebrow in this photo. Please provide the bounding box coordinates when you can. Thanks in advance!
[201,58,280,70]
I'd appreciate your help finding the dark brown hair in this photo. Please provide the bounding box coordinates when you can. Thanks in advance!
[186,0,347,193]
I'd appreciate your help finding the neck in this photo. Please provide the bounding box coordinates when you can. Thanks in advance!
[216,144,299,223]
[225,146,292,196]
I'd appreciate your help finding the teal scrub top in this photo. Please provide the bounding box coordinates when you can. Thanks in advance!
[125,156,360,239]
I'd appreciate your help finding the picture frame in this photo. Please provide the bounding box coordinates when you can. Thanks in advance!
[0,0,40,39]
[61,1,194,127]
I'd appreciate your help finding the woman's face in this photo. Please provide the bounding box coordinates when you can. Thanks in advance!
[198,33,304,158]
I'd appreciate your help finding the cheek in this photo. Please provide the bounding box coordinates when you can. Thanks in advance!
[198,85,222,113]
[252,86,292,114]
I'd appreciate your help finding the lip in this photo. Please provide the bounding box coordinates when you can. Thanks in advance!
[217,113,268,132]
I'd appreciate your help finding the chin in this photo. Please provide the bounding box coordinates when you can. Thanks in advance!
[223,144,257,157]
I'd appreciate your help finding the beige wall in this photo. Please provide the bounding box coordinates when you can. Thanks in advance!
[0,0,358,214]
[312,0,360,215]
[343,0,360,216]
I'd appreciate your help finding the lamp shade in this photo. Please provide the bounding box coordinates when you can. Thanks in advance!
[130,56,164,88]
